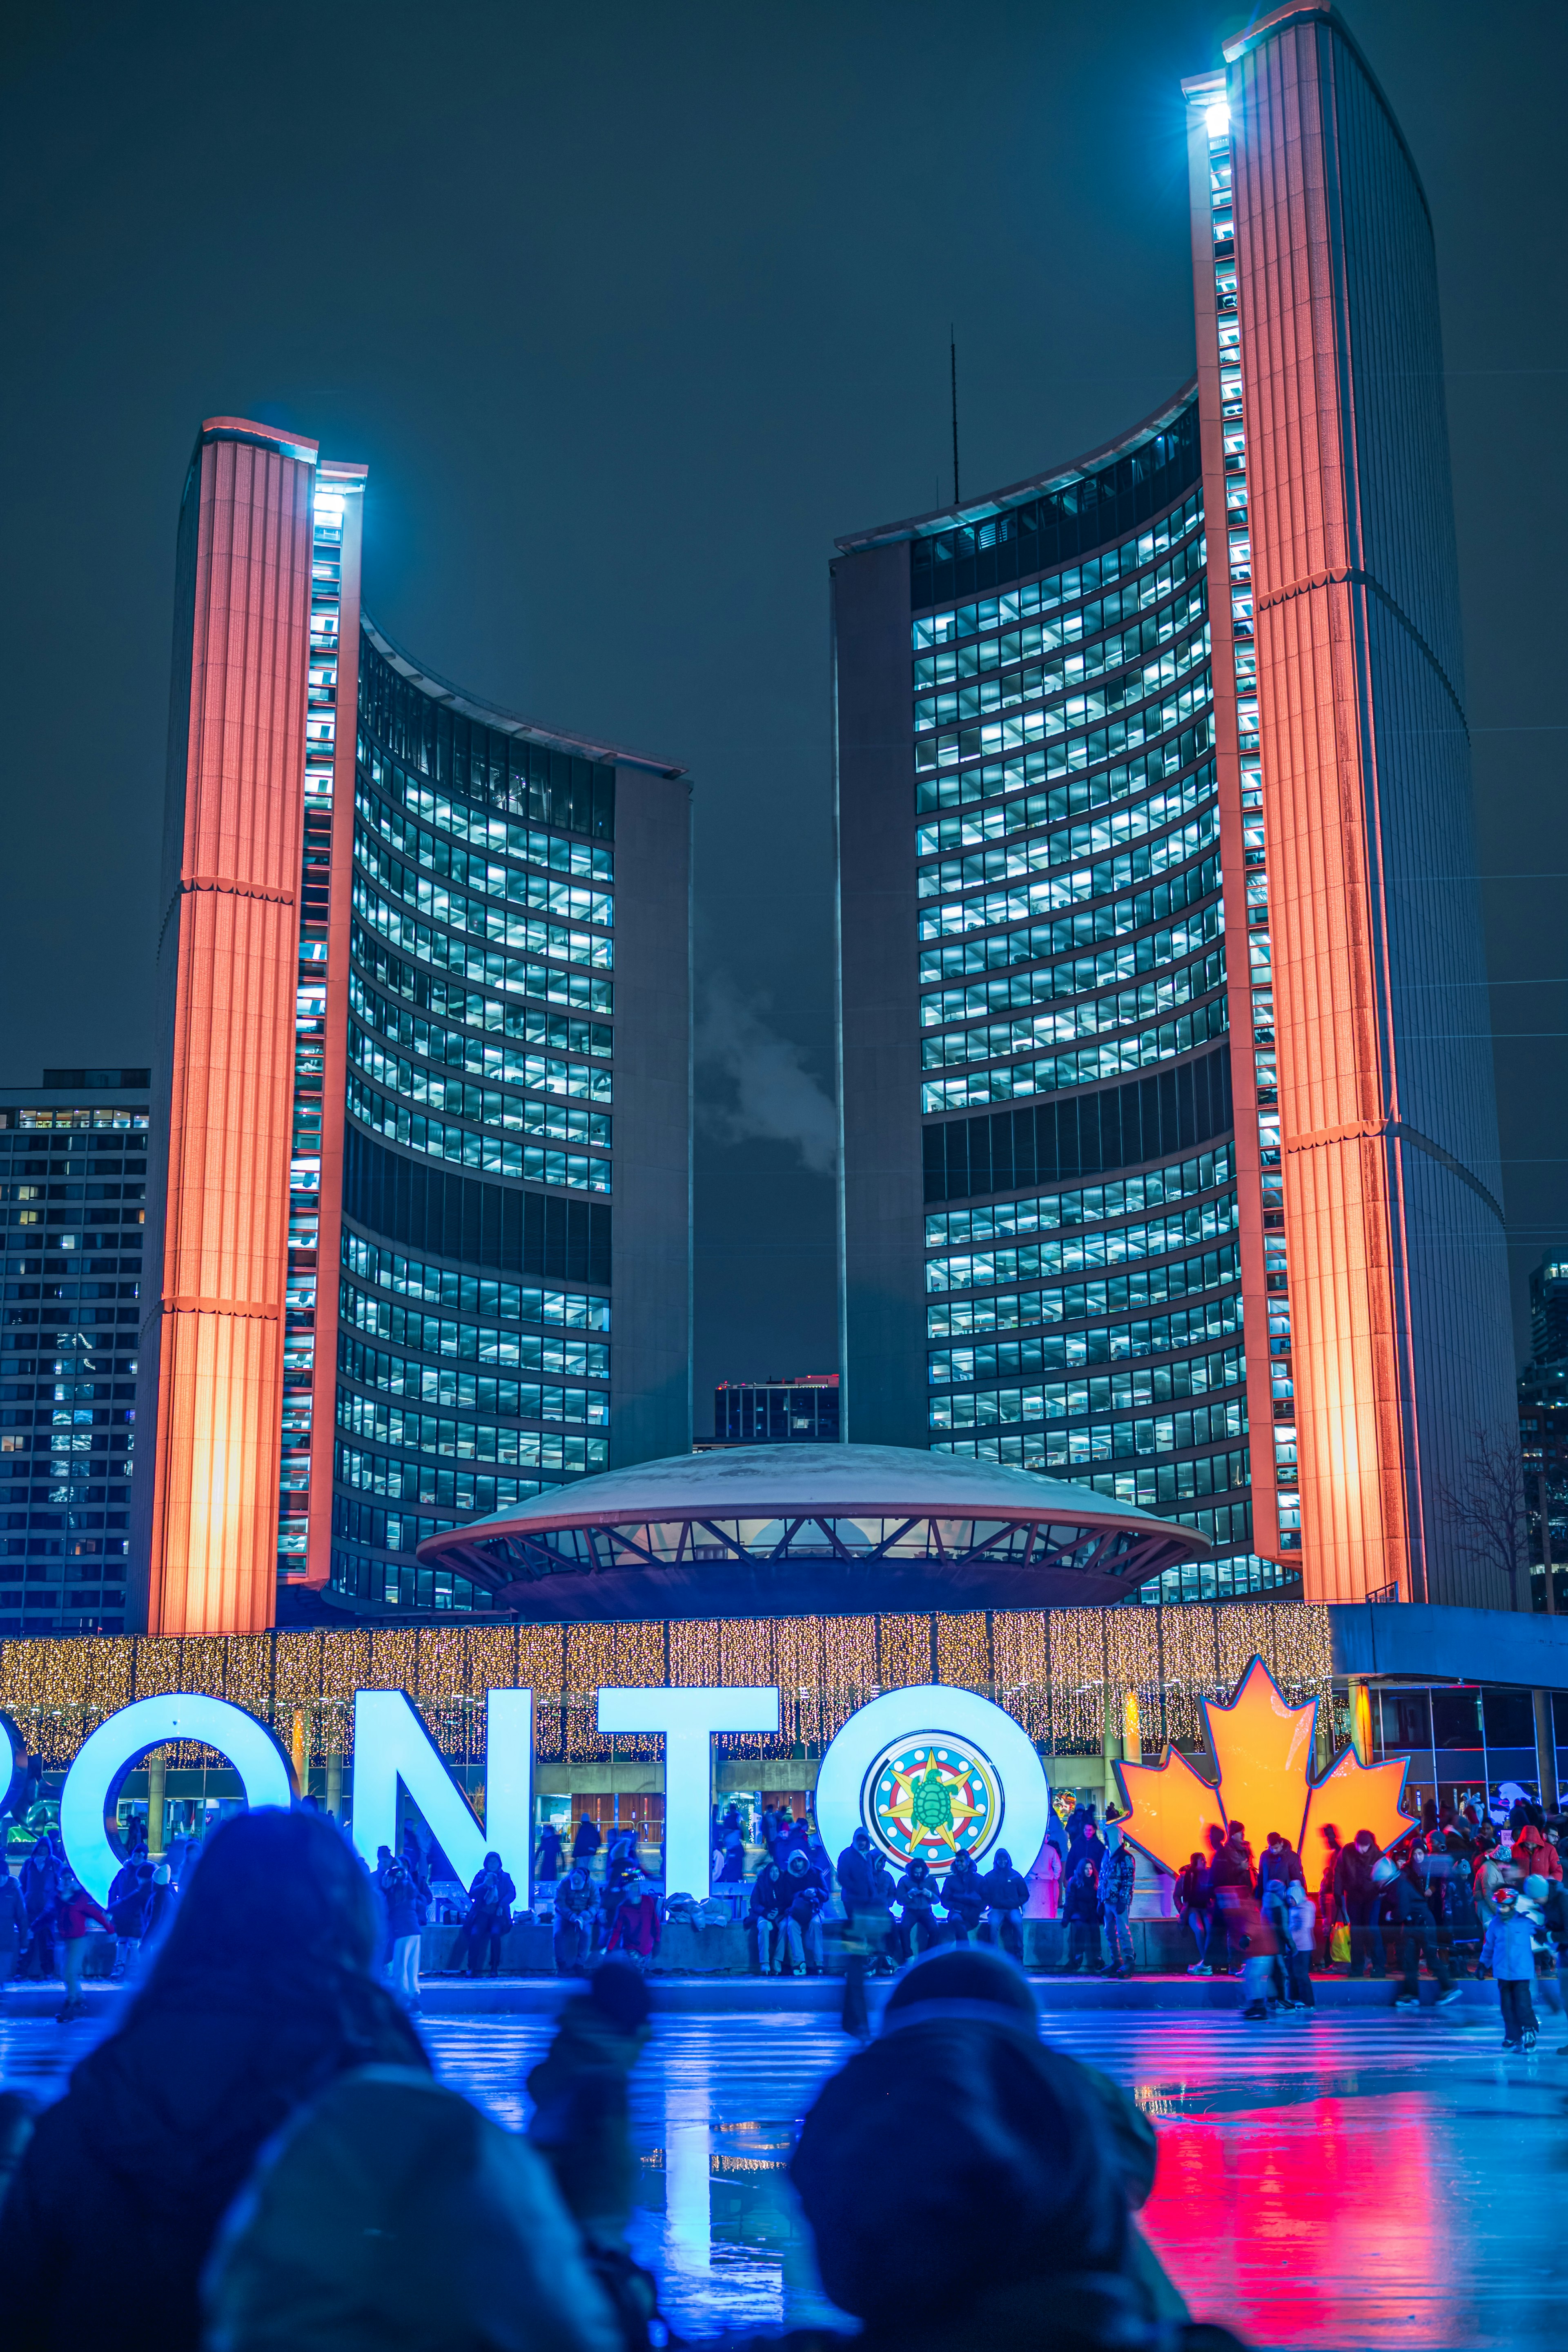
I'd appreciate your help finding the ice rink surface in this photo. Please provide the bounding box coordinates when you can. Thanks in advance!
[4,2001,1565,2349]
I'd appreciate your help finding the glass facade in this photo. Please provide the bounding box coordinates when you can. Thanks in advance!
[905,423,1257,1560]
[0,1095,148,1635]
[325,636,621,1614]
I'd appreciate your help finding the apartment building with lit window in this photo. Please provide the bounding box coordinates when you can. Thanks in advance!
[133,419,690,1635]
[0,1071,149,1635]
[833,2,1515,1608]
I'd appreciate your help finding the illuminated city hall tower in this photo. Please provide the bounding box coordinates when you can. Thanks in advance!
[135,419,691,1635]
[833,4,1515,1608]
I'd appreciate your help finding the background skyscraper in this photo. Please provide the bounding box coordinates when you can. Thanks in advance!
[833,3,1516,1610]
[133,419,691,1636]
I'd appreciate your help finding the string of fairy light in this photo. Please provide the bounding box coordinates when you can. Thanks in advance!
[0,1604,1334,1772]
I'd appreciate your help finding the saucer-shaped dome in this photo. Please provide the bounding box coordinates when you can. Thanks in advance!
[416,1442,1207,1619]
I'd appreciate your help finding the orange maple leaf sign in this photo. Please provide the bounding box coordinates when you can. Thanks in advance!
[1112,1656,1412,1877]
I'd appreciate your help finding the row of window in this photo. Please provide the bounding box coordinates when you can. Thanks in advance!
[336,1394,608,1456]
[356,790,614,920]
[921,856,1221,973]
[920,813,1221,941]
[912,531,1206,676]
[928,1291,1243,1354]
[922,949,1225,1065]
[920,904,1223,1021]
[346,1077,611,1193]
[917,714,1214,819]
[911,587,1207,726]
[938,1446,1250,1514]
[348,1031,611,1146]
[339,1334,608,1403]
[917,768,1217,906]
[929,1253,1242,1334]
[349,980,612,1097]
[928,1199,1236,1288]
[916,665,1212,777]
[351,889,613,1007]
[912,492,1205,647]
[927,1146,1235,1247]
[352,935,613,1054]
[917,746,1218,860]
[336,1434,608,1501]
[931,1385,1246,1443]
[929,1343,1244,1402]
[341,1234,608,1326]
[339,1280,607,1369]
[915,630,1209,751]
[922,996,1229,1111]
[0,1116,149,1135]
[352,871,612,973]
[357,680,616,842]
[383,777,614,882]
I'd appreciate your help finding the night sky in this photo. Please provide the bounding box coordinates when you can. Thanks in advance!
[2,2,1564,1419]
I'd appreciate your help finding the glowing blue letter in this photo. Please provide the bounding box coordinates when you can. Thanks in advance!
[352,1688,533,1907]
[596,1687,779,1898]
[60,1693,294,1905]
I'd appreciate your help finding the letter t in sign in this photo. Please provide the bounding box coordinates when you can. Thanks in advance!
[595,1687,780,1898]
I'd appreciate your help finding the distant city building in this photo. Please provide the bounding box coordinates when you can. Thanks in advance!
[1531,1256,1568,1369]
[713,1375,840,1445]
[0,1073,150,1635]
[832,3,1515,1608]
[133,418,692,1637]
[1519,1357,1568,1615]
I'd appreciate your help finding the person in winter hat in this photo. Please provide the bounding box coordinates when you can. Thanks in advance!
[1098,1824,1136,1979]
[977,1846,1030,1963]
[791,1946,1248,2352]
[552,1868,598,1977]
[0,1809,426,2352]
[1481,1885,1540,2049]
[202,2067,623,2352]
[1061,1851,1102,1975]
[1514,1873,1566,2029]
[782,1847,828,1976]
[893,1855,941,1963]
[46,1869,114,2022]
[941,1849,985,1943]
[1283,1877,1318,2009]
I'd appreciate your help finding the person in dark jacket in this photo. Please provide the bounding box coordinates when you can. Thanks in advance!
[107,1860,153,1981]
[1061,1855,1102,1973]
[782,1849,828,1975]
[572,1813,602,1869]
[749,1860,791,1975]
[1175,1852,1211,1974]
[552,1868,598,1976]
[454,1852,516,1979]
[381,1857,427,2011]
[18,1834,60,1982]
[837,1827,894,1974]
[790,1949,1249,2352]
[941,1850,985,1944]
[537,1823,565,1884]
[1374,1855,1460,2009]
[894,1857,941,1962]
[0,1807,426,2352]
[1206,1822,1254,1976]
[1338,1829,1386,1979]
[0,1853,31,1993]
[976,1847,1030,1962]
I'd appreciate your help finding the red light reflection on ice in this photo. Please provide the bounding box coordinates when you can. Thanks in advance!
[1140,2093,1447,2346]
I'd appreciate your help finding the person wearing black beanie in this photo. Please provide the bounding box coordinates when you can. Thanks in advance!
[783,1947,1249,2352]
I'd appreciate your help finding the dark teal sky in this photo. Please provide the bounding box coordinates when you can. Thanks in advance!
[1,1,1563,1408]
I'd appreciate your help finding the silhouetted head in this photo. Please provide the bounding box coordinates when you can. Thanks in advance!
[993,1848,1011,1872]
[132,1809,382,2008]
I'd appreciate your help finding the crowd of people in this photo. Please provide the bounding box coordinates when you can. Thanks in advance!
[0,1809,1251,2352]
[1163,1793,1568,2042]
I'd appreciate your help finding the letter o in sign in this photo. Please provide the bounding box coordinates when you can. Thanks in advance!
[813,1684,1051,1880]
[60,1694,296,1905]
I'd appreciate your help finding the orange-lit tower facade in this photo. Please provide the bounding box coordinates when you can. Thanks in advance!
[135,419,693,1636]
[135,421,317,1634]
[834,5,1515,1614]
[1183,4,1515,1605]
